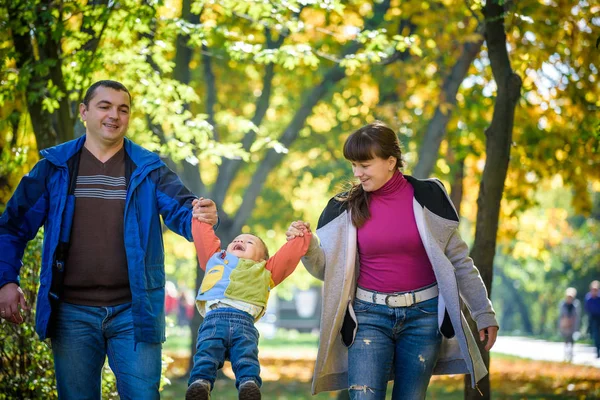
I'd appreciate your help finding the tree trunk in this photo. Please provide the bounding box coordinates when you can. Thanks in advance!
[8,1,112,149]
[464,1,522,399]
[8,4,58,150]
[448,141,465,213]
[173,0,199,86]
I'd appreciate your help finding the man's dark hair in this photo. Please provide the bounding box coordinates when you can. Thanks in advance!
[82,80,132,107]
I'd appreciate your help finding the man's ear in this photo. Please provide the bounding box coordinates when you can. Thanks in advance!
[79,103,88,121]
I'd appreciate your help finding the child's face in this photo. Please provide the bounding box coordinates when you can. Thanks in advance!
[226,234,266,261]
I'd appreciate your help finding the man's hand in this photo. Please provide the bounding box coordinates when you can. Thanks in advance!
[285,220,311,241]
[479,325,499,351]
[0,283,29,324]
[192,197,218,226]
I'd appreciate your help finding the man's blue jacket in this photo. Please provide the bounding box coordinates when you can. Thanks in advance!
[0,136,196,343]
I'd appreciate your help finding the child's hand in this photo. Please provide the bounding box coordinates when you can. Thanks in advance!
[285,220,311,241]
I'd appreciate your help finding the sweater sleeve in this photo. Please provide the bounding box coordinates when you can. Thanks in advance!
[445,228,498,331]
[192,219,221,271]
[265,232,312,287]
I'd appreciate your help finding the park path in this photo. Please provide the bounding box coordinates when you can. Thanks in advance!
[255,335,600,368]
[492,336,600,368]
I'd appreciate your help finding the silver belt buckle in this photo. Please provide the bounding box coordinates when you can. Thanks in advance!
[384,295,395,307]
[385,292,414,307]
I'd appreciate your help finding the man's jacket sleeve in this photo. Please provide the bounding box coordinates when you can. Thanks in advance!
[153,165,197,241]
[0,160,51,287]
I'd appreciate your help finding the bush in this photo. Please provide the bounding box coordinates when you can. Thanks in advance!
[0,233,121,399]
[0,231,172,399]
[0,233,58,399]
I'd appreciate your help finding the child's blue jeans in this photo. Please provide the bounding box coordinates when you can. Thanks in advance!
[188,307,262,389]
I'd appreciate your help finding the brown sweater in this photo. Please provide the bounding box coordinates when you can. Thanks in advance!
[63,146,132,306]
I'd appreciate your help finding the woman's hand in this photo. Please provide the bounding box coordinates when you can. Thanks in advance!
[285,220,311,241]
[479,325,499,351]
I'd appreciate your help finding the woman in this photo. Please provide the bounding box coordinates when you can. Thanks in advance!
[286,122,499,399]
[558,287,580,362]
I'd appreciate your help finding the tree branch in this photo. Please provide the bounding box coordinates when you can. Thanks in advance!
[212,27,285,206]
[142,0,206,194]
[202,45,219,142]
[413,25,484,178]
[227,0,392,237]
[75,0,113,104]
[380,19,417,66]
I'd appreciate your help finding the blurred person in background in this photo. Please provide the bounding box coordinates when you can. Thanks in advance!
[558,287,580,362]
[165,281,179,317]
[585,280,600,358]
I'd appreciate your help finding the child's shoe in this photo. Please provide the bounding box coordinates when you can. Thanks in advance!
[238,380,261,400]
[186,379,211,400]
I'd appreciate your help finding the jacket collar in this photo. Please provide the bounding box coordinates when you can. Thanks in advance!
[40,136,162,170]
[405,175,459,222]
[40,135,86,166]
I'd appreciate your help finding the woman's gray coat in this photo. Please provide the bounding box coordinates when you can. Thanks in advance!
[301,176,498,394]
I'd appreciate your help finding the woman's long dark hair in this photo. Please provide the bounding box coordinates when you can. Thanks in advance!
[338,121,404,228]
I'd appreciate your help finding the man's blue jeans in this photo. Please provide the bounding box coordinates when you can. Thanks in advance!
[348,296,442,400]
[189,308,261,389]
[590,315,600,357]
[50,302,161,400]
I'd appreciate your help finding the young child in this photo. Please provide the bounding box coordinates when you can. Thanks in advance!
[186,218,311,400]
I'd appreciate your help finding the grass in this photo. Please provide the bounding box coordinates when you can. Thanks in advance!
[162,326,600,399]
[161,377,468,399]
[162,371,600,400]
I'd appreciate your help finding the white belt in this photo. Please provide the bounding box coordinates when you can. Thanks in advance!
[355,284,438,308]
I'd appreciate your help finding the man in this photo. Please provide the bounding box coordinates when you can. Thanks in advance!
[0,80,217,399]
[585,280,600,358]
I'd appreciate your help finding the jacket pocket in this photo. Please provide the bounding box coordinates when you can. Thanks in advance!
[440,309,455,338]
[352,298,376,313]
[340,301,357,347]
[145,264,165,289]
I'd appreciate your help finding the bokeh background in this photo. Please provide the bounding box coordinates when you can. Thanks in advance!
[1,0,599,398]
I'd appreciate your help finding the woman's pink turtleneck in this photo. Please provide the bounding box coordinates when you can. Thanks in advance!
[357,171,437,293]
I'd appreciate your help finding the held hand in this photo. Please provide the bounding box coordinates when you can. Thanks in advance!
[0,283,29,324]
[192,197,218,226]
[285,220,311,241]
[479,326,499,351]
